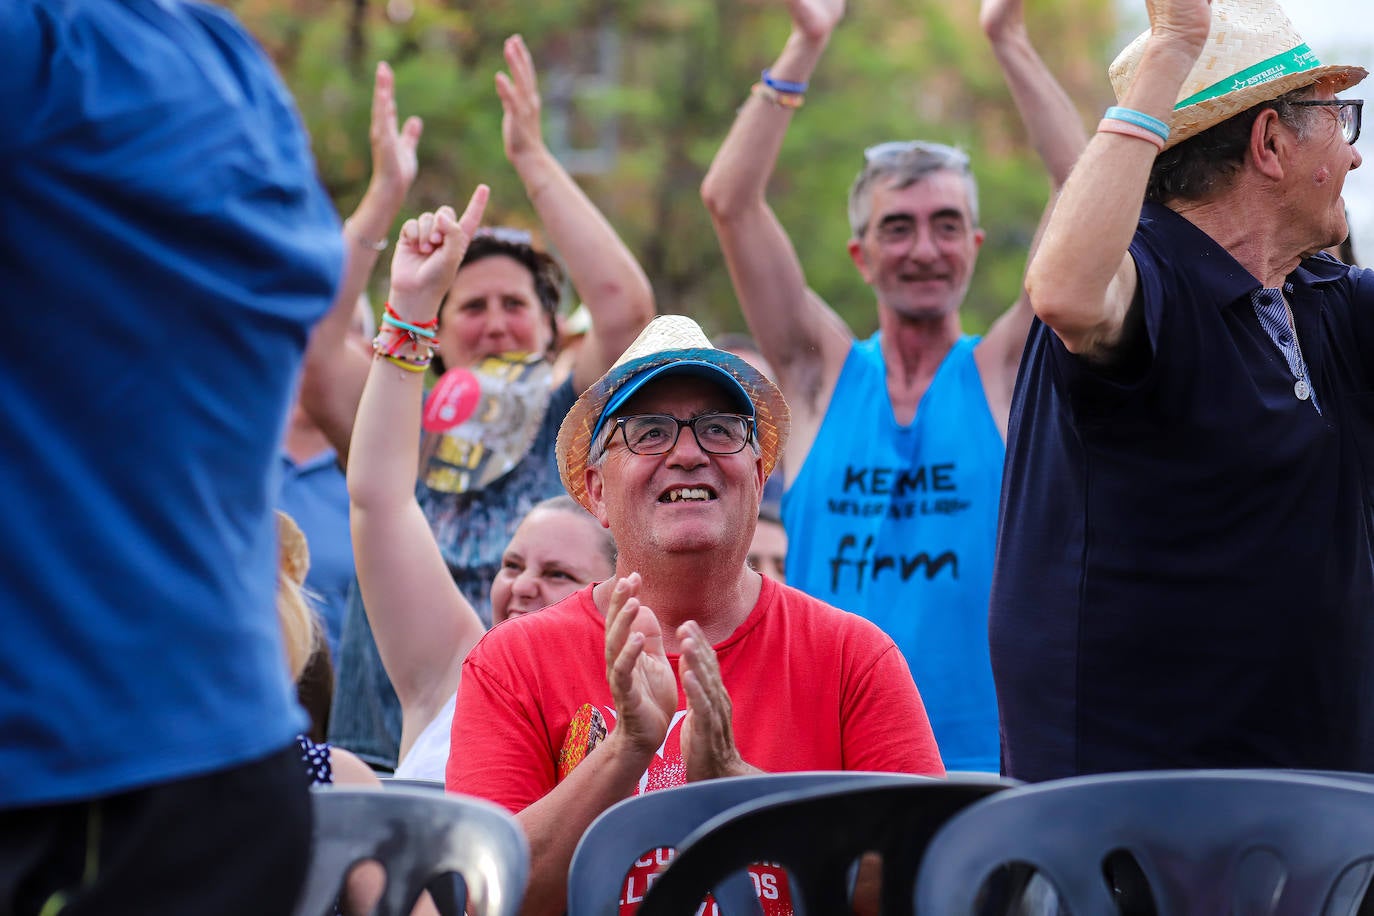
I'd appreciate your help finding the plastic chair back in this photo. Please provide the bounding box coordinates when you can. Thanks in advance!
[634,774,1015,916]
[915,770,1374,916]
[292,786,528,916]
[568,771,932,916]
[380,777,447,792]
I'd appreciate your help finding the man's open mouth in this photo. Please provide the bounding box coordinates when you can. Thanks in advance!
[659,486,717,503]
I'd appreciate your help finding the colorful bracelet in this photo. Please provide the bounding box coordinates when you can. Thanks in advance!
[761,68,808,95]
[751,82,805,111]
[1097,118,1166,151]
[382,353,431,373]
[382,313,437,339]
[373,326,441,358]
[1103,106,1170,143]
[374,303,440,356]
[344,219,389,252]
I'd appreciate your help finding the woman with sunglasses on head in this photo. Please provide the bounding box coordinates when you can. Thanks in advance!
[347,187,618,780]
[302,37,654,770]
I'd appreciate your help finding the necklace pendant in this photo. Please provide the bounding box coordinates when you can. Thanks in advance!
[1295,378,1311,401]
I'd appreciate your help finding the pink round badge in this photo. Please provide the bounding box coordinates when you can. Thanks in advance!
[422,368,482,433]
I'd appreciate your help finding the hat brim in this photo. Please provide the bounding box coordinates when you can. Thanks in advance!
[1167,64,1368,149]
[591,360,756,443]
[556,348,790,514]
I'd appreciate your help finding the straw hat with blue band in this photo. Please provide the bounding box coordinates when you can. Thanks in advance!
[1109,0,1366,150]
[556,315,790,515]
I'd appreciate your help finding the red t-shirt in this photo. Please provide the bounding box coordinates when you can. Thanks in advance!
[449,576,944,912]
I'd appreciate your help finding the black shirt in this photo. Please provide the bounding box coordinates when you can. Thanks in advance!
[991,203,1374,781]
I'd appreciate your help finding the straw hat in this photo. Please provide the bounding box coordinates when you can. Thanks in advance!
[556,315,790,514]
[1109,0,1366,150]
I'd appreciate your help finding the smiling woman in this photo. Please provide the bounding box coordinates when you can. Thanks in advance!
[491,496,615,626]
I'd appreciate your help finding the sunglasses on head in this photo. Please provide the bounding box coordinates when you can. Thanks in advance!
[863,140,971,170]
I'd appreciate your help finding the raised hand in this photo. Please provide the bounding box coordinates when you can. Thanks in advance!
[677,620,752,781]
[786,0,845,43]
[368,61,423,204]
[1145,0,1212,53]
[604,574,678,755]
[389,186,489,318]
[980,0,1026,40]
[495,35,546,168]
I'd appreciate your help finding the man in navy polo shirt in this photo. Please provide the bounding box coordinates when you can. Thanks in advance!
[991,0,1372,781]
[0,1,341,912]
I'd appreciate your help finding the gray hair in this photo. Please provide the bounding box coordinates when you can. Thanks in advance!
[848,141,979,238]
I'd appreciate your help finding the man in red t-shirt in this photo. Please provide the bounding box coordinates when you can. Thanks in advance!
[448,315,944,915]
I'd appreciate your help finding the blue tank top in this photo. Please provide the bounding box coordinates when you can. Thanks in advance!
[783,334,1003,771]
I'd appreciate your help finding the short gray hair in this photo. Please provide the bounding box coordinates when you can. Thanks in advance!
[848,141,979,238]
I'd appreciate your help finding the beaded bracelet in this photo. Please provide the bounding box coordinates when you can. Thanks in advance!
[1097,118,1166,151]
[1103,106,1170,143]
[751,82,805,111]
[761,68,808,95]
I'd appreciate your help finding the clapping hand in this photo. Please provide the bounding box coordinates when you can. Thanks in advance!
[495,35,547,168]
[980,0,1026,40]
[368,61,423,206]
[604,574,678,756]
[677,620,753,781]
[1145,0,1212,54]
[786,0,845,43]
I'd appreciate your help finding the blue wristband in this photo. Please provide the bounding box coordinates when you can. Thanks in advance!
[1104,106,1170,142]
[382,313,438,339]
[761,68,808,95]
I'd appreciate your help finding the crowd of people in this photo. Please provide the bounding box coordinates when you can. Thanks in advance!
[4,0,1371,912]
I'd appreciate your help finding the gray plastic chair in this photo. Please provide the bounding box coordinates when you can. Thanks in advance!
[380,777,447,792]
[567,771,934,916]
[292,786,528,916]
[634,774,1015,916]
[915,769,1374,916]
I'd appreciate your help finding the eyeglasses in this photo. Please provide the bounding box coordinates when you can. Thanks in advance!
[863,140,971,171]
[602,412,755,457]
[1291,99,1363,145]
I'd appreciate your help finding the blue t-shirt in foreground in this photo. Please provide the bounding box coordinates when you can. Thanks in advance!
[991,203,1374,782]
[784,334,1003,772]
[1,0,342,806]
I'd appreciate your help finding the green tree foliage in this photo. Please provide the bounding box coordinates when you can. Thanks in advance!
[229,0,1117,336]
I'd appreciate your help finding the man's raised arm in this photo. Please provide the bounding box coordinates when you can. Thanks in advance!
[975,0,1089,431]
[1024,0,1210,359]
[700,0,854,437]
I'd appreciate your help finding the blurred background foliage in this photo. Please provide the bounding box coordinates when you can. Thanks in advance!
[228,0,1118,336]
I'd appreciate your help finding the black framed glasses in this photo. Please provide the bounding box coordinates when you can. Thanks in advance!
[603,413,755,457]
[1291,99,1363,145]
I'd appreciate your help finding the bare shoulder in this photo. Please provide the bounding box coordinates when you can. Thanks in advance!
[331,747,384,788]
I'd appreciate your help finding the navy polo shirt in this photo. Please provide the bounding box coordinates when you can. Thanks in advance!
[990,202,1374,782]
